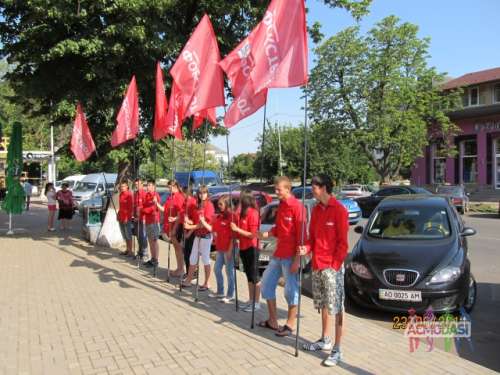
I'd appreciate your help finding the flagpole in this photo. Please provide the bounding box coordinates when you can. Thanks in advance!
[7,213,13,235]
[295,87,308,358]
[166,137,175,282]
[259,103,267,183]
[201,121,209,185]
[132,139,140,268]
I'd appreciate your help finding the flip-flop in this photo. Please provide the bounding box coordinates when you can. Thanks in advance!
[198,286,209,292]
[181,282,192,288]
[275,325,293,337]
[258,320,278,331]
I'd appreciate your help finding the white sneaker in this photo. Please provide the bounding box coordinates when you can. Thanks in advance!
[243,302,261,312]
[220,297,234,304]
[323,349,342,367]
[214,293,225,299]
[303,338,333,352]
[238,300,251,309]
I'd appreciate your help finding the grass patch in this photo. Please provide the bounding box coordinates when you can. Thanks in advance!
[469,203,498,214]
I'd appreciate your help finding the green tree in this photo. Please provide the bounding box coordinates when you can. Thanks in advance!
[307,16,461,183]
[0,0,371,178]
[230,153,256,182]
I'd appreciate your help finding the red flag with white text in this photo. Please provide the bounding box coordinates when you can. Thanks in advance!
[193,108,217,131]
[170,14,225,119]
[111,76,139,147]
[70,103,96,161]
[165,81,184,140]
[153,62,169,141]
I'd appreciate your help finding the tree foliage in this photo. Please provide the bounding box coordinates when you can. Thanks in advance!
[230,153,256,182]
[307,16,461,183]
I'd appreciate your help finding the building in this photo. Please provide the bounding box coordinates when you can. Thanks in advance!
[411,67,500,193]
[206,144,228,165]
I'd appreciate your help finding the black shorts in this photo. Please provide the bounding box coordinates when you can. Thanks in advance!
[184,232,195,269]
[175,225,183,242]
[240,247,260,283]
[58,208,74,220]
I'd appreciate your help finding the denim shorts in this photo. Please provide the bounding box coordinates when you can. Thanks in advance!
[261,256,299,306]
[119,221,133,241]
[146,223,160,240]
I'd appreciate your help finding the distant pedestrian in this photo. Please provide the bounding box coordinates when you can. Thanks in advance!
[212,195,237,303]
[299,174,348,367]
[45,182,56,231]
[55,183,74,230]
[118,181,134,257]
[142,180,161,268]
[23,179,33,210]
[258,176,306,337]
[133,178,149,260]
[182,185,215,291]
[231,190,261,312]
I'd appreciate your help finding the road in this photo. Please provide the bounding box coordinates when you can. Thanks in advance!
[343,213,500,372]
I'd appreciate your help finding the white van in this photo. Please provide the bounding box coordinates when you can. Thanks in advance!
[72,173,117,209]
[55,175,86,191]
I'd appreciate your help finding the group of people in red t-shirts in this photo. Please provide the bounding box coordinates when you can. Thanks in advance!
[117,174,350,367]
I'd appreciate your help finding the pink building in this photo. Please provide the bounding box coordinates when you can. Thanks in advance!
[411,67,500,194]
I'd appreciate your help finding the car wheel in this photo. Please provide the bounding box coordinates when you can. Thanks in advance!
[464,274,477,313]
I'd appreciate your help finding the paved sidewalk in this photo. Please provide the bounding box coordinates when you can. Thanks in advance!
[0,205,495,375]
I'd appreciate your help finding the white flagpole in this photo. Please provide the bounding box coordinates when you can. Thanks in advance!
[7,213,13,235]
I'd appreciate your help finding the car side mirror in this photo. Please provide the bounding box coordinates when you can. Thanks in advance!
[461,227,476,237]
[354,225,364,234]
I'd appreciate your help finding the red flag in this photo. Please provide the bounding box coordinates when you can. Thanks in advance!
[224,86,267,129]
[170,14,225,119]
[250,0,308,93]
[193,108,217,131]
[153,62,169,141]
[111,76,139,147]
[70,103,96,161]
[165,82,184,140]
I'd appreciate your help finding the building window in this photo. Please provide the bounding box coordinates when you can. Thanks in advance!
[431,143,446,184]
[461,139,477,183]
[494,83,500,103]
[468,87,479,106]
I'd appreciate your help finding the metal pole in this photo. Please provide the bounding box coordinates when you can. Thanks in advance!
[50,124,55,183]
[295,89,308,358]
[7,213,13,235]
[201,121,208,185]
[194,237,201,302]
[166,137,175,282]
[277,124,283,176]
[259,103,267,183]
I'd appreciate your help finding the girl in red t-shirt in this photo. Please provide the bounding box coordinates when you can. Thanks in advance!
[118,181,134,257]
[231,190,261,312]
[212,195,237,303]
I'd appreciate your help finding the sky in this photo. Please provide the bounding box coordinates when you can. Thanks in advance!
[210,0,500,157]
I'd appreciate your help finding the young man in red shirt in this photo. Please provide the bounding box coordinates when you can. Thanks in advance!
[259,176,306,337]
[142,180,161,268]
[133,178,149,260]
[299,174,348,367]
[118,181,134,257]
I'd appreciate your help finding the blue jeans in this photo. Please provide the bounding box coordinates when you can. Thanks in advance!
[135,220,148,256]
[214,251,235,298]
[261,257,299,306]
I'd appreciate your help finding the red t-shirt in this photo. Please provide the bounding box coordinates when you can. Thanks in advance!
[307,197,349,271]
[56,190,73,209]
[141,191,160,224]
[134,189,147,220]
[190,200,215,237]
[212,212,237,252]
[270,196,306,259]
[162,192,185,233]
[238,207,259,250]
[118,190,133,223]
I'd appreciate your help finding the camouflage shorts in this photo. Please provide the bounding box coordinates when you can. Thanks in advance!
[312,267,345,315]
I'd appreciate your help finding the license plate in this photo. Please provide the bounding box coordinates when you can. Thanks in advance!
[259,254,270,262]
[348,212,358,218]
[378,289,422,302]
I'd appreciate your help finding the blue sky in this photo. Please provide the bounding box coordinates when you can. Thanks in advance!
[211,0,500,157]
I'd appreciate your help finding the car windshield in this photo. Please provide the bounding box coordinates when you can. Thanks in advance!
[437,186,462,195]
[74,182,97,192]
[195,176,218,187]
[292,188,313,200]
[342,186,360,191]
[413,187,432,195]
[368,206,451,240]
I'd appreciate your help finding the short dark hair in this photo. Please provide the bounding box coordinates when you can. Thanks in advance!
[311,174,333,194]
[134,178,142,182]
[146,179,155,185]
[120,180,129,185]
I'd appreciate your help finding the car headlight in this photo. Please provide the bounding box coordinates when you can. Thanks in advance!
[429,266,461,284]
[351,262,373,279]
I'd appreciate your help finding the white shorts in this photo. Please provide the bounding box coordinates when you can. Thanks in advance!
[190,235,213,266]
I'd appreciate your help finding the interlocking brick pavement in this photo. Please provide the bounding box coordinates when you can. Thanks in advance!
[0,204,495,374]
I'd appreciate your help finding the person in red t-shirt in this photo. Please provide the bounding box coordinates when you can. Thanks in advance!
[231,190,261,312]
[182,187,197,274]
[155,180,185,277]
[258,176,306,337]
[299,174,348,367]
[118,181,134,257]
[182,185,215,291]
[212,195,236,303]
[133,178,149,259]
[141,180,161,268]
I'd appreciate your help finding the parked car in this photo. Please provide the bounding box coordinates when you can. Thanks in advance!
[292,187,362,224]
[340,184,373,198]
[55,174,86,192]
[210,190,273,214]
[355,185,432,218]
[73,173,117,210]
[345,195,477,313]
[436,184,470,214]
[175,170,239,195]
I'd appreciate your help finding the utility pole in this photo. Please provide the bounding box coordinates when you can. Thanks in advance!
[50,124,55,183]
[277,124,283,176]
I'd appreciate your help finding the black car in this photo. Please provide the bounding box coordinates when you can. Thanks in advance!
[355,185,432,218]
[345,195,477,313]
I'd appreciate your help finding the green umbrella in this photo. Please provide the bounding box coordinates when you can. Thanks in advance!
[2,122,25,217]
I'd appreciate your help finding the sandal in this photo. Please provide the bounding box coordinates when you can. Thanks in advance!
[181,282,192,288]
[258,320,278,331]
[198,286,209,292]
[275,325,293,337]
